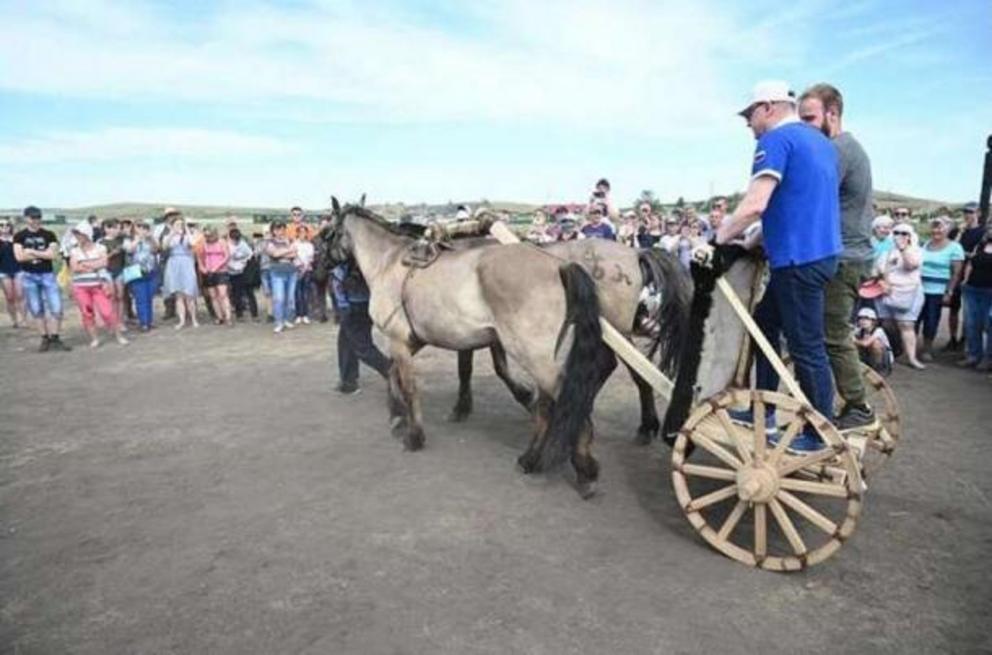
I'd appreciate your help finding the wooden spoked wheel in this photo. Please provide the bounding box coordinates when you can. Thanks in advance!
[672,388,864,571]
[777,357,901,480]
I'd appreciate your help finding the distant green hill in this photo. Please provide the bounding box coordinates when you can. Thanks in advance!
[0,191,966,223]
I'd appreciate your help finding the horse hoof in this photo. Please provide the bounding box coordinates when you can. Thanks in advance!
[576,481,599,500]
[634,427,656,446]
[516,452,542,474]
[404,428,425,451]
[447,408,471,423]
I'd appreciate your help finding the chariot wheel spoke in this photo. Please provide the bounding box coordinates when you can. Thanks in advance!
[754,503,767,560]
[769,498,807,556]
[752,396,767,461]
[714,409,752,466]
[768,418,803,467]
[691,433,743,471]
[776,489,837,535]
[680,463,737,481]
[686,484,738,512]
[717,500,748,542]
[778,477,849,498]
[777,447,839,477]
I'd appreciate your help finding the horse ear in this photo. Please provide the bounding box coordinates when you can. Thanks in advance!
[331,196,341,217]
[359,193,366,208]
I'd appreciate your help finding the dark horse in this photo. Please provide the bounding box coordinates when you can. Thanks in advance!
[321,201,690,496]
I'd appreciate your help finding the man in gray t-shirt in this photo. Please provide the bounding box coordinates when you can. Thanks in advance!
[799,83,877,431]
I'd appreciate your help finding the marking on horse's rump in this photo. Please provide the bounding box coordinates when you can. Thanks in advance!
[611,264,632,286]
[582,248,606,280]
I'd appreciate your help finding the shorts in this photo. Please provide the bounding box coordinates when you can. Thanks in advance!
[875,287,924,323]
[20,271,63,319]
[203,272,230,288]
[0,270,21,281]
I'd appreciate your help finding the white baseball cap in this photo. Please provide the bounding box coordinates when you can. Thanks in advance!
[738,80,796,116]
[857,307,878,321]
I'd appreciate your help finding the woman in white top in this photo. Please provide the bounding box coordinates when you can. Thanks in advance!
[68,221,128,347]
[874,222,925,369]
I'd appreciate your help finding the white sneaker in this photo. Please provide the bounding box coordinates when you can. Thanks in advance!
[294,317,303,325]
[301,316,311,325]
[283,321,295,330]
[274,323,284,334]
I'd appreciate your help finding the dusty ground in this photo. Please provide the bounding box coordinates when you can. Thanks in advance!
[1,311,990,654]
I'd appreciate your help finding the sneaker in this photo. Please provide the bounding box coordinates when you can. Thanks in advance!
[294,317,303,325]
[38,335,50,352]
[283,321,294,330]
[273,323,284,334]
[301,316,311,325]
[957,357,979,368]
[727,407,779,436]
[769,428,826,453]
[977,359,992,373]
[48,335,72,352]
[335,385,361,395]
[834,403,878,432]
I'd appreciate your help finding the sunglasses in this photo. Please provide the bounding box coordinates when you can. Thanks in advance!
[893,231,911,236]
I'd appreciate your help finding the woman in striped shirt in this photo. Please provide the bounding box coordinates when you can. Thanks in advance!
[68,220,128,347]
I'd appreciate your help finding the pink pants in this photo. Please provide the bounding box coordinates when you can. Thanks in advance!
[72,284,117,331]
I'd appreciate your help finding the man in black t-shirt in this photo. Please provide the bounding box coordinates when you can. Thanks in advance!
[946,203,985,351]
[13,206,70,351]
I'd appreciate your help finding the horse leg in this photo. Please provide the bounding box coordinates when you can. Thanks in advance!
[491,342,535,411]
[572,419,601,499]
[570,347,617,497]
[387,362,409,438]
[626,364,660,446]
[517,392,553,474]
[392,343,426,451]
[448,349,475,422]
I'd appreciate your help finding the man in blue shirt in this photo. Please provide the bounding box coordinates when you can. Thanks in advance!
[332,262,391,394]
[716,80,841,451]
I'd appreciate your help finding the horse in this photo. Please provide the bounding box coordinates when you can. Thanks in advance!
[316,216,688,444]
[322,200,690,496]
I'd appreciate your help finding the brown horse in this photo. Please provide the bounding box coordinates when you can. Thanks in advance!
[446,238,686,447]
[323,201,690,495]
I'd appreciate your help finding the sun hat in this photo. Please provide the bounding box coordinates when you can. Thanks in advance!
[72,219,93,240]
[872,215,894,229]
[857,307,878,321]
[738,80,796,116]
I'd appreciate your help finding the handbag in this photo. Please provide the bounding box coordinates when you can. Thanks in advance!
[122,263,143,284]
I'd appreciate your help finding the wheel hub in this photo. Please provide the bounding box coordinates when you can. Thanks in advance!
[736,464,779,503]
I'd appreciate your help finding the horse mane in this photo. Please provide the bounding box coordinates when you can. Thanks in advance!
[660,245,763,442]
[338,204,415,238]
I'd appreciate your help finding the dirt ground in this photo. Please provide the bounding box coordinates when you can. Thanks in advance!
[1,311,990,654]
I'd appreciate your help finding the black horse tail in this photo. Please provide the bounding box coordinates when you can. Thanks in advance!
[540,263,608,471]
[636,248,693,378]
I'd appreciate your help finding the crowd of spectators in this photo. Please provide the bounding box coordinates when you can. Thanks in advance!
[1,193,989,378]
[0,205,337,350]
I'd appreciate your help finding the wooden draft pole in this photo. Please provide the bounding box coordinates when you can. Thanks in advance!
[980,134,992,228]
[488,221,674,399]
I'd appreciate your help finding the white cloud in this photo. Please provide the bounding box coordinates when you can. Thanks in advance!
[0,128,293,164]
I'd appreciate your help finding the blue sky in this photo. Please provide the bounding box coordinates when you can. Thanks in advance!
[0,0,989,209]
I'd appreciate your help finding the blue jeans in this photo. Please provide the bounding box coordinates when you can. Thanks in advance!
[755,256,838,421]
[963,285,992,360]
[916,292,945,341]
[21,271,63,319]
[269,268,298,325]
[128,274,156,328]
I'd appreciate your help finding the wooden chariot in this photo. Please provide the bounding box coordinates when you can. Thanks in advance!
[487,221,902,571]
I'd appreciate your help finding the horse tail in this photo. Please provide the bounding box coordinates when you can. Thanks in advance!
[636,248,692,377]
[540,263,608,471]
